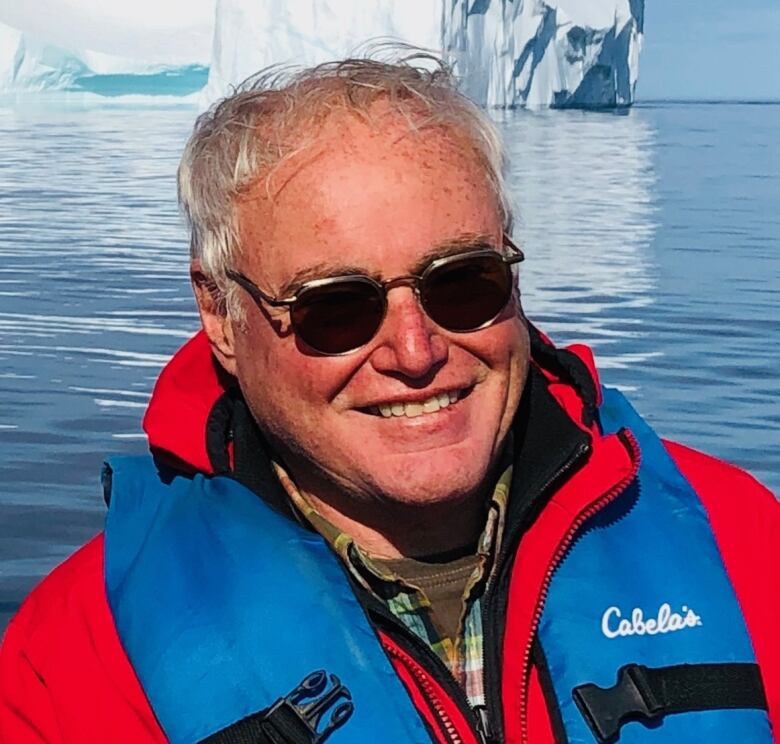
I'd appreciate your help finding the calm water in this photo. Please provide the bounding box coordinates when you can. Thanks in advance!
[1,100,778,629]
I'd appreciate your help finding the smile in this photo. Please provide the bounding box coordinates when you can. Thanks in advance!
[362,387,473,419]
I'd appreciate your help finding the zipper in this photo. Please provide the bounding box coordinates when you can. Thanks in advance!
[382,637,473,744]
[473,705,493,743]
[480,438,592,743]
[518,429,641,744]
[372,608,484,743]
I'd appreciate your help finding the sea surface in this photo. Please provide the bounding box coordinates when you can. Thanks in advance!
[1,99,778,630]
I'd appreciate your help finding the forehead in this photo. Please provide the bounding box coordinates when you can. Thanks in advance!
[235,112,502,282]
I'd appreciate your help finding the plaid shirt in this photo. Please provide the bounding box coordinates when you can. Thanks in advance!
[274,462,512,708]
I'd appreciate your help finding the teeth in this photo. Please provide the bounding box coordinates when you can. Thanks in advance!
[371,389,465,418]
[422,396,440,414]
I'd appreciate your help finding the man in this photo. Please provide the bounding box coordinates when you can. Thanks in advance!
[1,54,778,744]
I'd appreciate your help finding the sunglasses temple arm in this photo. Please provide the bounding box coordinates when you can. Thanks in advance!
[227,271,296,308]
[502,234,525,263]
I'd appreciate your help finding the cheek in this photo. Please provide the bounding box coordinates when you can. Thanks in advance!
[506,320,531,375]
[476,320,530,419]
[234,319,353,415]
[474,316,529,368]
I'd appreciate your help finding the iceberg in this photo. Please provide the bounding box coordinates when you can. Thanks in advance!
[0,33,209,97]
[0,0,643,107]
[444,0,644,108]
[201,0,441,106]
[204,0,644,108]
[0,0,214,95]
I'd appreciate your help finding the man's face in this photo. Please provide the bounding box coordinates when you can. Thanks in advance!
[225,114,530,509]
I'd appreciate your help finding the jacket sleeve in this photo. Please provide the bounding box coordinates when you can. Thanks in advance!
[0,608,63,744]
[0,536,166,743]
[665,440,780,736]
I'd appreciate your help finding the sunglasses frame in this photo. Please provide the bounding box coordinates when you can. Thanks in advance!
[226,234,525,355]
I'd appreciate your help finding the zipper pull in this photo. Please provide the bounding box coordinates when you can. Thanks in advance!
[473,705,495,744]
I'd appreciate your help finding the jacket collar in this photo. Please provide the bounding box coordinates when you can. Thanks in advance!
[142,331,229,474]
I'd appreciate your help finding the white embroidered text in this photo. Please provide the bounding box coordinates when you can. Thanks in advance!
[601,603,702,639]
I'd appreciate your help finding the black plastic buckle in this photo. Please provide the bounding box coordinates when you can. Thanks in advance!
[573,664,663,744]
[261,670,354,744]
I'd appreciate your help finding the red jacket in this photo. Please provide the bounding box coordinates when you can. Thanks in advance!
[1,332,778,743]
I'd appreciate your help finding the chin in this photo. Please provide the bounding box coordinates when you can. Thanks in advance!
[367,453,492,509]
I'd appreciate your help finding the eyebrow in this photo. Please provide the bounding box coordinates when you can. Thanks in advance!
[408,233,497,275]
[278,262,375,296]
[278,232,498,296]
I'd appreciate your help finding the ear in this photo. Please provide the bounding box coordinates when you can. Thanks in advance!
[191,259,238,376]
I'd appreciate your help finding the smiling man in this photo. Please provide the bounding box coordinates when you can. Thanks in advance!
[1,55,779,744]
[204,105,528,560]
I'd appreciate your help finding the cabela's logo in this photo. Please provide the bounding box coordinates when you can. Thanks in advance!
[601,602,702,639]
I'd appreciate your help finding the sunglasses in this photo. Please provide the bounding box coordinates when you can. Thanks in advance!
[226,235,524,355]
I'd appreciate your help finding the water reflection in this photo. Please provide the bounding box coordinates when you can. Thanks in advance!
[500,108,658,374]
[0,105,199,629]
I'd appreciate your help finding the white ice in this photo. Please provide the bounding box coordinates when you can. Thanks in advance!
[205,0,644,108]
[0,0,643,108]
[443,0,644,107]
[201,0,441,105]
[0,0,214,92]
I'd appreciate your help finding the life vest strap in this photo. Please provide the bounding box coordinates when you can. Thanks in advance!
[200,670,354,744]
[573,662,767,743]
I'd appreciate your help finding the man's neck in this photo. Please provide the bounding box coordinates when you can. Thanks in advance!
[288,482,491,559]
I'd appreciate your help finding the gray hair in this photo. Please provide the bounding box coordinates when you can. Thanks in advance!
[178,49,513,318]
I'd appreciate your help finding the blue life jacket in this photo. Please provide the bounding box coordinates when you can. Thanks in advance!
[535,388,772,742]
[102,457,432,744]
[103,387,771,743]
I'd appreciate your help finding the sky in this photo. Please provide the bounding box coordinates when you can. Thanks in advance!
[639,0,780,101]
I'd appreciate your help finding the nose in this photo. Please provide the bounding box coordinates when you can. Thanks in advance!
[368,287,448,379]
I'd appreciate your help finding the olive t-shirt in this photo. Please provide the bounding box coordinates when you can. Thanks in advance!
[373,551,482,643]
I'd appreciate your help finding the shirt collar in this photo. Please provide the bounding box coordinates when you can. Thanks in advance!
[272,455,513,598]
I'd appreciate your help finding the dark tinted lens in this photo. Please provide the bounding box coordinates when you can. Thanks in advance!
[290,280,385,354]
[422,254,512,332]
